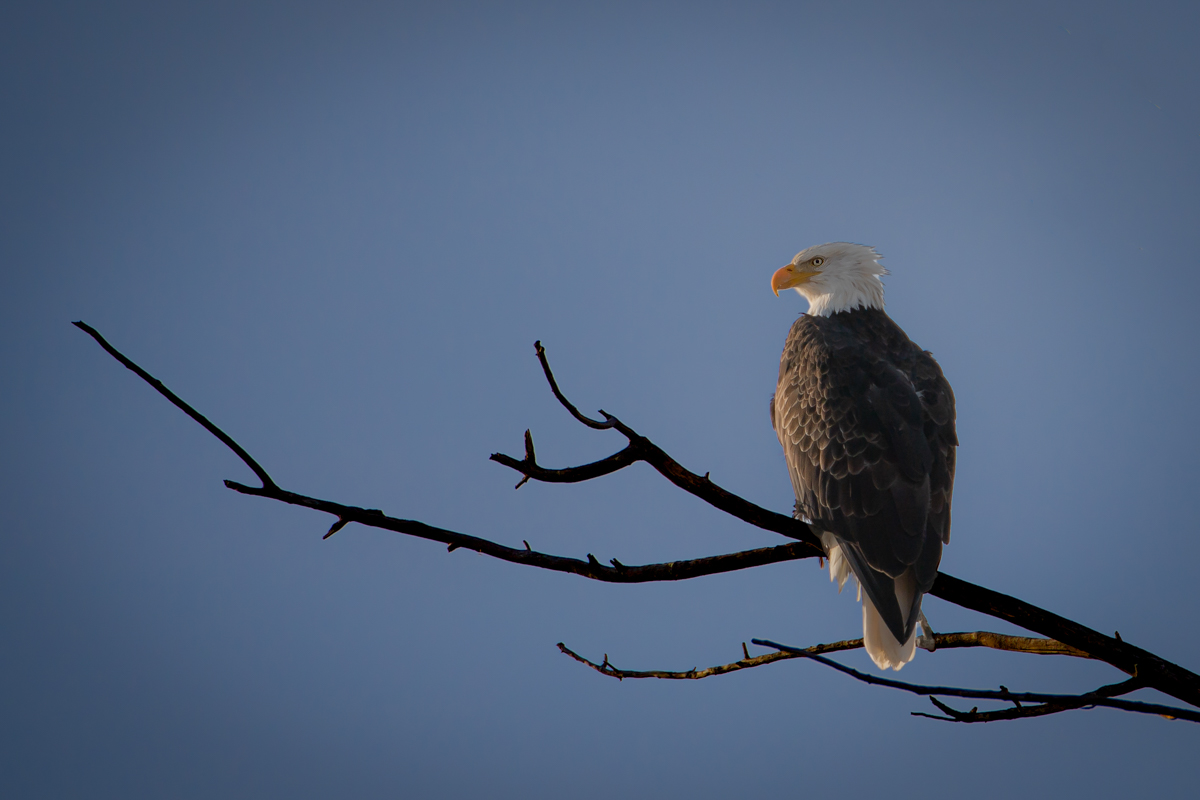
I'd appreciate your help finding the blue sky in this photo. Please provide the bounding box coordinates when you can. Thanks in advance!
[3,2,1199,796]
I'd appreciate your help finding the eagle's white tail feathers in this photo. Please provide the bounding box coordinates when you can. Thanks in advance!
[822,534,918,671]
[862,592,917,670]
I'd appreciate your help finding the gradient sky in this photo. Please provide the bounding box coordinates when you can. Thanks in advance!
[3,2,1199,797]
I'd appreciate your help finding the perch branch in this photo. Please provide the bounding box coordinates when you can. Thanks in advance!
[557,630,1092,682]
[925,573,1200,707]
[75,324,1200,712]
[556,638,865,680]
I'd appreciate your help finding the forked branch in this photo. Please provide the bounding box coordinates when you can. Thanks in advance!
[490,341,824,550]
[556,635,1200,724]
[750,638,1200,724]
[73,321,811,584]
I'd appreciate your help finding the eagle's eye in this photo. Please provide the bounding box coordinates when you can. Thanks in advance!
[811,257,825,267]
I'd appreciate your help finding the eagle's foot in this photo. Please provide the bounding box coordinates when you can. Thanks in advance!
[916,610,937,652]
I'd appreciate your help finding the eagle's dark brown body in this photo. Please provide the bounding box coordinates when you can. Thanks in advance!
[772,307,957,644]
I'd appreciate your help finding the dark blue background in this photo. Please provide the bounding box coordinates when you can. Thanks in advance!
[3,2,1198,796]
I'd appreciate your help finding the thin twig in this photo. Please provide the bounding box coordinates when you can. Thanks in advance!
[911,696,1075,723]
[914,676,1148,723]
[556,639,864,680]
[497,342,823,548]
[532,341,615,430]
[73,321,277,489]
[491,434,640,484]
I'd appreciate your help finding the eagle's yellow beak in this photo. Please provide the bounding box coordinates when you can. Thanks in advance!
[771,264,818,296]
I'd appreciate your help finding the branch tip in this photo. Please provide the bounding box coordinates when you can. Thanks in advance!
[532,340,613,430]
[323,518,349,539]
[74,321,277,490]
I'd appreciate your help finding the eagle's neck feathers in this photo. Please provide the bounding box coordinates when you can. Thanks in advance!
[803,276,885,317]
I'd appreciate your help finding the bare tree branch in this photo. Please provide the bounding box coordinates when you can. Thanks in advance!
[927,631,1091,658]
[924,574,1200,708]
[490,429,640,489]
[561,638,1190,724]
[913,676,1146,724]
[490,341,825,552]
[74,323,1200,717]
[556,631,1092,682]
[556,638,866,681]
[228,479,814,583]
[73,321,277,490]
[496,340,1200,710]
[751,639,1200,724]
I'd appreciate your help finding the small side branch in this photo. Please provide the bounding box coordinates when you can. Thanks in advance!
[914,676,1146,723]
[562,636,1187,724]
[751,639,1200,724]
[532,340,616,431]
[493,341,823,551]
[73,321,277,490]
[557,639,865,680]
[490,431,640,487]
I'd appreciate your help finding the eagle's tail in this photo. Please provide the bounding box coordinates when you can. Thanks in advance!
[821,532,919,671]
[862,592,918,670]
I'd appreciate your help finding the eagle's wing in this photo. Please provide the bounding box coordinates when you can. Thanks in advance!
[774,322,956,644]
[913,349,957,547]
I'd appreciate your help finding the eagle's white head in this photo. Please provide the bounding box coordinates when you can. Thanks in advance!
[771,242,887,317]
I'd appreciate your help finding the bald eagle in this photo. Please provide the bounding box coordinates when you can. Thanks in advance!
[771,243,957,670]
